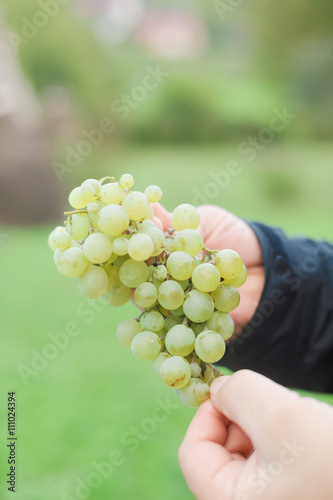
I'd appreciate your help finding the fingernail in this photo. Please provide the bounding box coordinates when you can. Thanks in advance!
[210,376,230,397]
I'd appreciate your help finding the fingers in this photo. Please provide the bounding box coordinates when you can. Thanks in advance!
[151,203,172,231]
[210,371,301,453]
[179,399,237,500]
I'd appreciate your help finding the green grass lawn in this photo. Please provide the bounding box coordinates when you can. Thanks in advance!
[1,144,333,500]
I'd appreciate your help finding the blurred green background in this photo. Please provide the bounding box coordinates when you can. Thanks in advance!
[0,1,333,499]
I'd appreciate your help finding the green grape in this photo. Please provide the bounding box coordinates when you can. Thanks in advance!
[201,364,220,385]
[190,361,202,378]
[144,185,163,203]
[142,227,166,256]
[176,279,190,291]
[128,233,154,261]
[137,219,156,232]
[131,331,162,361]
[211,284,240,313]
[192,263,221,293]
[54,231,72,251]
[53,248,63,265]
[152,352,171,375]
[69,186,95,209]
[134,282,158,308]
[57,247,88,277]
[153,265,168,281]
[195,331,226,363]
[87,202,100,214]
[165,238,176,252]
[171,306,184,317]
[158,306,169,317]
[152,277,164,290]
[113,236,129,256]
[165,325,195,357]
[67,213,90,241]
[164,314,183,331]
[78,266,109,298]
[83,233,113,264]
[122,191,150,222]
[144,311,165,332]
[113,255,130,268]
[116,319,142,347]
[223,264,247,288]
[97,205,130,236]
[119,259,149,288]
[159,356,191,389]
[191,322,206,336]
[207,311,235,341]
[100,182,126,205]
[81,178,101,195]
[193,381,210,402]
[105,265,132,306]
[166,251,194,280]
[70,240,81,248]
[173,229,203,256]
[158,280,185,310]
[215,249,243,280]
[178,378,202,408]
[119,173,134,189]
[172,204,200,231]
[183,290,215,323]
[48,227,66,251]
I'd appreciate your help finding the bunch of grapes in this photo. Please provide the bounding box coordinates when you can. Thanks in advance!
[48,175,247,407]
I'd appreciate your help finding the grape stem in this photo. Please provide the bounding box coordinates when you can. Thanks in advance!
[64,210,89,217]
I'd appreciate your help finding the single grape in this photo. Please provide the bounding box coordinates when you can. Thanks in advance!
[165,324,195,357]
[171,305,184,317]
[122,191,150,222]
[119,173,134,189]
[113,236,129,256]
[190,361,202,378]
[193,381,210,402]
[83,233,113,264]
[87,202,100,214]
[165,238,175,252]
[191,322,206,337]
[223,264,247,288]
[207,311,235,341]
[100,182,126,205]
[152,352,171,376]
[105,265,132,306]
[128,233,154,261]
[211,284,240,312]
[173,229,203,256]
[178,378,202,408]
[153,265,168,281]
[113,255,130,268]
[144,185,163,203]
[81,178,101,195]
[176,279,190,291]
[201,364,220,385]
[69,186,95,209]
[192,263,221,293]
[54,231,72,251]
[48,227,66,251]
[97,205,130,236]
[119,259,149,288]
[144,311,165,332]
[195,330,226,364]
[67,213,90,241]
[116,319,142,347]
[172,204,200,231]
[134,282,158,308]
[160,356,191,389]
[57,247,88,277]
[183,290,215,323]
[166,251,194,280]
[78,266,109,298]
[53,248,63,265]
[164,314,183,331]
[131,331,162,361]
[215,249,243,280]
[157,280,185,310]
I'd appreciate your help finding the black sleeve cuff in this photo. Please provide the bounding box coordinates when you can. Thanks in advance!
[220,221,333,393]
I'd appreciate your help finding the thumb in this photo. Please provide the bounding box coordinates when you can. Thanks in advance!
[210,370,301,452]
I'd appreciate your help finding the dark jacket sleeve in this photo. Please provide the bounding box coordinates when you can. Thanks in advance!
[220,222,333,394]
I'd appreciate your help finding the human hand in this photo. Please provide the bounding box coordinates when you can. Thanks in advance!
[152,203,265,335]
[178,370,333,500]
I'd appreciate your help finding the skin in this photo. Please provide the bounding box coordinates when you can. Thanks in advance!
[153,204,333,500]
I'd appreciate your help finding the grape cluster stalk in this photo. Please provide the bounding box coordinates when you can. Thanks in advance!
[48,175,247,407]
